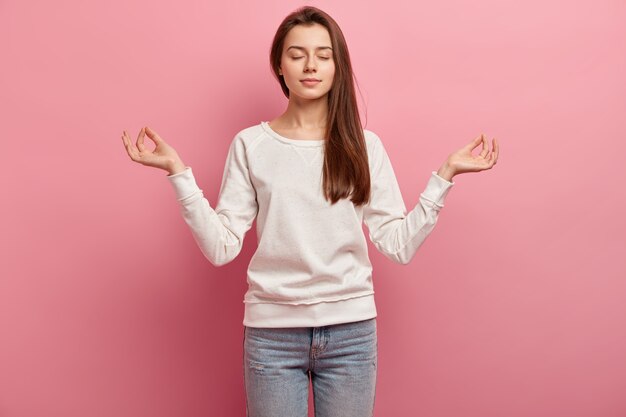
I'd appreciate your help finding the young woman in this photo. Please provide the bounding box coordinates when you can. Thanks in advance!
[121,6,498,417]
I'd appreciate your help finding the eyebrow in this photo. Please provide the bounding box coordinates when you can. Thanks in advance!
[286,46,333,52]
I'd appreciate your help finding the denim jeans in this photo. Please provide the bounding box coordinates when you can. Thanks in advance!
[243,318,378,417]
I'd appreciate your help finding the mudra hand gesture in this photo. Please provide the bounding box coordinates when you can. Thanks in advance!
[121,126,186,175]
[437,134,499,181]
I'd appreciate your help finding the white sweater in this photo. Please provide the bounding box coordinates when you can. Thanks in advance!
[166,121,455,328]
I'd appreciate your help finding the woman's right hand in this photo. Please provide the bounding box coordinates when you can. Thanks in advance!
[121,126,186,175]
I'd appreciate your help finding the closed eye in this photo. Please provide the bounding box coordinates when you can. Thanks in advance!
[291,56,331,60]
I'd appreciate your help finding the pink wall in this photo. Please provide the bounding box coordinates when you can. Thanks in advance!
[1,0,625,416]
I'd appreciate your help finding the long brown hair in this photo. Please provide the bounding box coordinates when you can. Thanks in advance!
[269,6,371,206]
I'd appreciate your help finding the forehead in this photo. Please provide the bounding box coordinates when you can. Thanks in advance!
[284,23,332,50]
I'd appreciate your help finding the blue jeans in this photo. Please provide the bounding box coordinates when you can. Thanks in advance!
[243,318,378,417]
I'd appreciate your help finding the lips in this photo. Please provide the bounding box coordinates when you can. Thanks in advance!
[300,79,321,87]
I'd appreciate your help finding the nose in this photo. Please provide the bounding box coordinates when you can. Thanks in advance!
[304,57,317,72]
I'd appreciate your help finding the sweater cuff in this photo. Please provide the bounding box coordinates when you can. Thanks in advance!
[420,171,455,207]
[166,166,201,201]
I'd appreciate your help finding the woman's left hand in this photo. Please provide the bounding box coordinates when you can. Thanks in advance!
[438,134,499,181]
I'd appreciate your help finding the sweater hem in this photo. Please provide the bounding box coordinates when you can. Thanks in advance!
[243,294,377,328]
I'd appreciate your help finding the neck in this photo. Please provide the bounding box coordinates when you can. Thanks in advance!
[281,94,329,128]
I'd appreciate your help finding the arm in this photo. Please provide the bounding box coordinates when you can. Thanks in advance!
[363,131,499,265]
[363,133,454,265]
[166,134,258,266]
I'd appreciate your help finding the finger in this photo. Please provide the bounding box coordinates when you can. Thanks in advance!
[493,138,499,164]
[486,139,497,167]
[122,131,131,153]
[487,148,495,167]
[144,126,163,145]
[136,127,146,152]
[121,134,130,155]
[479,135,489,158]
[464,134,483,152]
[123,131,139,161]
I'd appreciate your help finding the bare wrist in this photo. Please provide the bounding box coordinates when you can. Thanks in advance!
[167,160,187,176]
[436,162,456,182]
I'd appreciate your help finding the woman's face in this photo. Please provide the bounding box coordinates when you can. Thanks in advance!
[279,23,335,101]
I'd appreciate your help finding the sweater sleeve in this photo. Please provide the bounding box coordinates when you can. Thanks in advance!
[362,133,455,265]
[166,134,258,266]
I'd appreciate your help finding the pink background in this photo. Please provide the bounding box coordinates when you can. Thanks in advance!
[1,0,625,416]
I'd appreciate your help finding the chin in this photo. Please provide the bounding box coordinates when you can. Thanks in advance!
[293,90,331,101]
